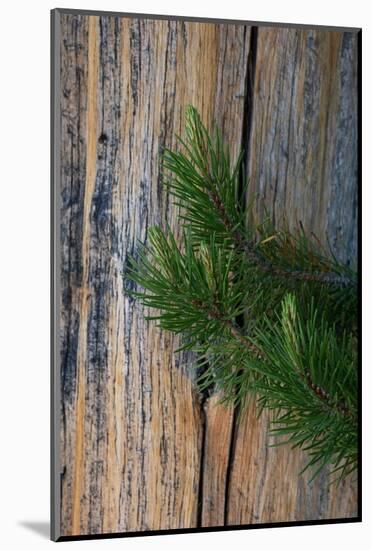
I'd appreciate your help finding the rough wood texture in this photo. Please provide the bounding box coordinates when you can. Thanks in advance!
[59,13,250,537]
[201,395,235,527]
[226,404,357,525]
[247,27,358,265]
[57,13,358,538]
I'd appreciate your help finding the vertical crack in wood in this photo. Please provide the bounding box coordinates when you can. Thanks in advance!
[224,25,259,526]
[223,404,240,525]
[235,25,258,336]
[239,25,258,211]
[196,392,208,527]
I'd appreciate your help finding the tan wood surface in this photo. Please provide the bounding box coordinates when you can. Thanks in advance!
[57,13,358,537]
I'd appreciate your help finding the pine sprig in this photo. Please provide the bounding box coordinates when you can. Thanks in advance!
[127,227,256,351]
[248,295,357,480]
[126,105,358,482]
[163,106,356,287]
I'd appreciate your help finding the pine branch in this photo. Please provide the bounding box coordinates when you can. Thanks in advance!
[126,227,357,478]
[248,294,357,480]
[163,105,356,288]
[126,105,358,482]
[190,296,262,357]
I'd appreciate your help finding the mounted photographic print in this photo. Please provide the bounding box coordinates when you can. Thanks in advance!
[51,8,361,541]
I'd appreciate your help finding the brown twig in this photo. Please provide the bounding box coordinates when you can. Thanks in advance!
[207,189,355,287]
[191,297,354,419]
[302,371,354,419]
[190,298,260,355]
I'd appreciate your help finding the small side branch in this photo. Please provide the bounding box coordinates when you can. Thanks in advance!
[207,189,355,287]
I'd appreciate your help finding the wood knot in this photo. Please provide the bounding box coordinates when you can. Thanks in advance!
[98,133,109,145]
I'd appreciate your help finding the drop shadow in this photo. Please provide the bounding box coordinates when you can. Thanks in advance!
[18,521,50,539]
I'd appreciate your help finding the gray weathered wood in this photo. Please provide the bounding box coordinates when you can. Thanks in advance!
[246,27,358,265]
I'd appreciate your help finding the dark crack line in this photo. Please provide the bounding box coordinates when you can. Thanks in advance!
[196,392,208,527]
[224,25,259,526]
[224,403,240,525]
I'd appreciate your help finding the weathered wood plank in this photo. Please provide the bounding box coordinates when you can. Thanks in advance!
[59,13,90,535]
[59,13,250,536]
[225,26,358,526]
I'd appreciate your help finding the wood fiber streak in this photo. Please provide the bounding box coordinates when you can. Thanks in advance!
[59,13,250,536]
[59,14,89,535]
[247,28,358,265]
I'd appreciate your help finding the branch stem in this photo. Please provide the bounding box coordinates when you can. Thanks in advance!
[192,296,353,419]
[207,189,355,287]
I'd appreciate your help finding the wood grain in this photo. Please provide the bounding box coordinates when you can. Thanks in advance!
[226,404,357,525]
[201,395,235,527]
[56,13,358,538]
[246,27,358,265]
